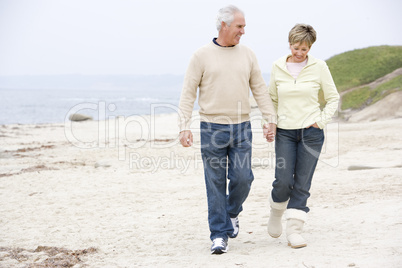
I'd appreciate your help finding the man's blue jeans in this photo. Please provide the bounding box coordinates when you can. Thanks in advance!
[272,127,325,213]
[200,121,254,241]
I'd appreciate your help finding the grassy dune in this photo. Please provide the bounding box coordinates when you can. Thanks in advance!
[320,45,402,111]
[326,45,402,92]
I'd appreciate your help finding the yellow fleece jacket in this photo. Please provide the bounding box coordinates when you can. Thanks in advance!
[178,41,277,131]
[268,54,340,129]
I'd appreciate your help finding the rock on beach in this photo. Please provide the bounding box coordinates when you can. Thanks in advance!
[68,113,93,122]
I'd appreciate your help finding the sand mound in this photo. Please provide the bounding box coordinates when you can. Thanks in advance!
[347,91,402,122]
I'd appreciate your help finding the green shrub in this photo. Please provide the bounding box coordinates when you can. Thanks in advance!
[371,75,402,103]
[341,75,402,110]
[341,87,371,110]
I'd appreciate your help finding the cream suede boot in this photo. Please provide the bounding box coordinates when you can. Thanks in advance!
[267,195,289,238]
[286,208,307,248]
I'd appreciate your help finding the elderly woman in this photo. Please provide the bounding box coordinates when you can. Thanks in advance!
[264,24,339,248]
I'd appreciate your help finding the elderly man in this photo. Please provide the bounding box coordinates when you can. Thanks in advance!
[178,5,276,254]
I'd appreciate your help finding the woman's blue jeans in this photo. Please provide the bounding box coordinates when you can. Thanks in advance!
[272,127,325,213]
[200,121,254,241]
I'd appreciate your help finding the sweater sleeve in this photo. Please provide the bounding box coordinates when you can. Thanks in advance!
[260,64,278,127]
[178,53,202,131]
[249,52,277,124]
[316,63,340,129]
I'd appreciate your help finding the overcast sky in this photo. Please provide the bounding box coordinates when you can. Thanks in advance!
[0,0,401,76]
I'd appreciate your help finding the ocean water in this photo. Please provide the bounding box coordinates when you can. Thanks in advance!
[0,86,189,125]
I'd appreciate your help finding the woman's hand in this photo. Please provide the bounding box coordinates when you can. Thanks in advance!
[308,123,320,129]
[263,123,277,142]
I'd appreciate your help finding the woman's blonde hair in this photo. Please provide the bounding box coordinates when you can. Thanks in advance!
[288,24,317,47]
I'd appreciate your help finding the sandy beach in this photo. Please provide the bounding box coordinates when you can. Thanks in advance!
[1,106,401,267]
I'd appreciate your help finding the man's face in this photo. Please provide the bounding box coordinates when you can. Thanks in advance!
[224,12,245,46]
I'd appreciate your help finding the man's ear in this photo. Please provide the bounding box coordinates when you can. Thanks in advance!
[221,21,226,30]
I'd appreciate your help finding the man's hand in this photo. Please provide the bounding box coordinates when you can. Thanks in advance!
[179,130,193,147]
[263,123,277,143]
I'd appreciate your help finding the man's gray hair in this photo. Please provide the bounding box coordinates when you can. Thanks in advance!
[216,5,244,31]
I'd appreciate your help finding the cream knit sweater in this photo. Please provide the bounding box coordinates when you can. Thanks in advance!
[178,41,276,131]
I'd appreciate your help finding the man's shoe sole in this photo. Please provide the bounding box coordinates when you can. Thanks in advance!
[211,247,228,254]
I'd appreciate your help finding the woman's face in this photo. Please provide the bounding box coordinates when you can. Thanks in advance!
[289,42,310,63]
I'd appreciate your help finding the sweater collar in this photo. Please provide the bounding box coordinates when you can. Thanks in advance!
[212,37,236,48]
[277,54,317,71]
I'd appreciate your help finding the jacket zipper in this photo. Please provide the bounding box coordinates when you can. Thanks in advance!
[281,59,314,85]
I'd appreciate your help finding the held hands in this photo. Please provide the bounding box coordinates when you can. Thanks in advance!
[179,130,193,147]
[263,123,277,142]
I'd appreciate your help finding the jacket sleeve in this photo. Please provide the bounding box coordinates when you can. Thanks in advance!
[177,54,202,132]
[268,64,278,112]
[249,53,277,124]
[316,63,340,129]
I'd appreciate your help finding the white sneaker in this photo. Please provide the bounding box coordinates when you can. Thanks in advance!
[210,238,228,254]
